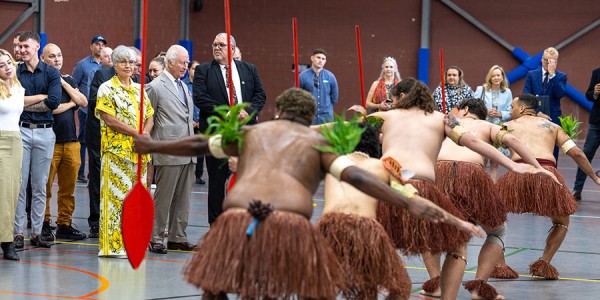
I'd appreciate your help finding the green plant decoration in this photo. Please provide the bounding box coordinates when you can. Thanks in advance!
[205,103,255,151]
[364,115,384,131]
[559,114,582,139]
[313,113,366,155]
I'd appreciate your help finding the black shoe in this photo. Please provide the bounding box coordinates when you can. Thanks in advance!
[30,235,51,248]
[13,236,24,249]
[195,177,206,184]
[56,224,87,240]
[167,241,198,251]
[77,176,88,183]
[148,242,168,254]
[42,221,55,240]
[1,242,20,261]
[573,190,582,201]
[89,225,99,238]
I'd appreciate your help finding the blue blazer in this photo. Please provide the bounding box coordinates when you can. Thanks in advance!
[523,68,567,124]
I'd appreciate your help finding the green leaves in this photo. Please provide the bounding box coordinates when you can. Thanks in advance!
[559,114,582,139]
[364,115,384,130]
[205,103,255,151]
[313,113,366,155]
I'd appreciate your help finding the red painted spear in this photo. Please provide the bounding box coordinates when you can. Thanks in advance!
[293,18,299,88]
[439,49,447,114]
[355,25,366,108]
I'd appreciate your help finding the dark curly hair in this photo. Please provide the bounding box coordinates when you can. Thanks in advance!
[354,123,381,158]
[456,98,488,120]
[276,88,316,124]
[391,77,437,114]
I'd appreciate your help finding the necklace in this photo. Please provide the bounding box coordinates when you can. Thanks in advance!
[521,111,536,117]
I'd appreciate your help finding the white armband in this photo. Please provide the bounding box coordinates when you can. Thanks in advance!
[208,134,228,158]
[329,155,355,180]
[560,140,576,154]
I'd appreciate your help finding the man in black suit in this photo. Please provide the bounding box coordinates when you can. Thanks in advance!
[572,67,600,201]
[193,33,266,225]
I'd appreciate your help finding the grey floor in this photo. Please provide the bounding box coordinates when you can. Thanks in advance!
[1,152,599,300]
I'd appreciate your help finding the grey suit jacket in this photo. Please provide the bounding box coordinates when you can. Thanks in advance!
[146,72,196,165]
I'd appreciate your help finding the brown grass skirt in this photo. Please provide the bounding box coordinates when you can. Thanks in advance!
[496,163,578,217]
[435,161,506,228]
[317,212,411,300]
[184,209,342,299]
[377,179,471,256]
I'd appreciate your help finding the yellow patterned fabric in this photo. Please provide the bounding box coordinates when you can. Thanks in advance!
[98,152,148,257]
[95,76,154,163]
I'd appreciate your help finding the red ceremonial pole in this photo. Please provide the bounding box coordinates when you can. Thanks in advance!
[439,49,447,114]
[137,0,148,175]
[355,25,366,108]
[224,0,234,107]
[293,18,299,88]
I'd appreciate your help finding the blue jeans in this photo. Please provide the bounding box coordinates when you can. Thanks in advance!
[573,123,600,192]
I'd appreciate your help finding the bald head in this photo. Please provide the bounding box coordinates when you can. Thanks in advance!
[100,47,113,67]
[41,43,63,71]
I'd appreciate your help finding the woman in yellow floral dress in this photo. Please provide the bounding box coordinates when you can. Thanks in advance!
[95,45,154,258]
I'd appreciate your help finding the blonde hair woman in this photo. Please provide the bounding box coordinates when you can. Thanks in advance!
[474,65,513,124]
[365,57,401,113]
[0,49,24,260]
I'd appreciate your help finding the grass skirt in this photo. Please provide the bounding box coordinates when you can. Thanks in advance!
[184,209,342,299]
[377,179,471,256]
[497,161,578,217]
[317,212,411,300]
[435,161,506,228]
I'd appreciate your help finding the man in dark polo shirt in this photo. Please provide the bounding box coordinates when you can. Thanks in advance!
[40,43,88,241]
[14,32,61,248]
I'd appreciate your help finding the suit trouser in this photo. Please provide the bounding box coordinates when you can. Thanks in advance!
[151,163,194,243]
[205,156,228,225]
[77,110,87,178]
[14,127,55,235]
[574,123,600,192]
[45,141,81,225]
[0,131,22,242]
[86,131,101,227]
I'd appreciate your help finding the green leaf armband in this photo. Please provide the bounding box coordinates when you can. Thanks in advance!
[390,181,418,198]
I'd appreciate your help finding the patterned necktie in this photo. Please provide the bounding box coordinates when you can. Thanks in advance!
[175,79,187,106]
[543,71,549,88]
[224,66,239,104]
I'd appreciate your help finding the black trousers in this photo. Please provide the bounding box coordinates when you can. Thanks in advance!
[205,156,228,225]
[85,117,101,227]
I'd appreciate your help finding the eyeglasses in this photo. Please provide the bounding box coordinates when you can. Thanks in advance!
[314,76,319,89]
[211,43,228,49]
[117,60,137,66]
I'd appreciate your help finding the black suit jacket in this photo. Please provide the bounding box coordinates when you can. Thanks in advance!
[193,60,266,131]
[586,67,600,125]
[85,66,116,149]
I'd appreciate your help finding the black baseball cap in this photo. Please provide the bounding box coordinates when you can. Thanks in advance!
[91,36,107,45]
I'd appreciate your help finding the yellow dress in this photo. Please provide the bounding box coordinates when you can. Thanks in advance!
[95,76,154,257]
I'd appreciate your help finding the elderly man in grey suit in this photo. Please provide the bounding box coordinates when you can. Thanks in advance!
[146,45,197,254]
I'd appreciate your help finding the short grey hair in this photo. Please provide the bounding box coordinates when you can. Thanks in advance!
[216,33,236,46]
[112,45,136,63]
[165,45,188,65]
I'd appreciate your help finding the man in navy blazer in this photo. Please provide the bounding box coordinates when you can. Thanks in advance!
[193,33,266,225]
[523,47,567,159]
[572,67,600,200]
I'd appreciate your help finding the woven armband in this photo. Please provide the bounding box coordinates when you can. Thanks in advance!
[390,181,418,199]
[329,155,355,180]
[494,129,510,148]
[560,140,576,154]
[449,125,469,145]
[208,134,228,159]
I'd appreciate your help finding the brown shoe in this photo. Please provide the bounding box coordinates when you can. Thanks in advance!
[167,241,197,251]
[148,242,167,254]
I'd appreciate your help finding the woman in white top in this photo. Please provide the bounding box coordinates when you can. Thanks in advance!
[474,65,513,124]
[0,49,25,261]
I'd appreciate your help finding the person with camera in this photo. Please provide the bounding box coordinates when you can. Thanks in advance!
[365,56,401,113]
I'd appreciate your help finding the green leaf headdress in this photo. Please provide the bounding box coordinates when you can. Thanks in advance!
[313,113,366,155]
[559,114,582,139]
[204,103,255,152]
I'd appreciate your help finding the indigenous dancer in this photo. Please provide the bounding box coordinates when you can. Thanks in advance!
[497,94,600,280]
[134,88,481,300]
[349,78,556,300]
[436,98,541,299]
[317,122,412,300]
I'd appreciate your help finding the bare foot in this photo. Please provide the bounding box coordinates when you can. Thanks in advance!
[471,291,505,300]
[420,287,441,298]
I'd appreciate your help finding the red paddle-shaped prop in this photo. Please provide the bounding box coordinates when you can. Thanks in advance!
[293,18,299,88]
[355,25,366,108]
[122,0,154,269]
[439,49,447,114]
